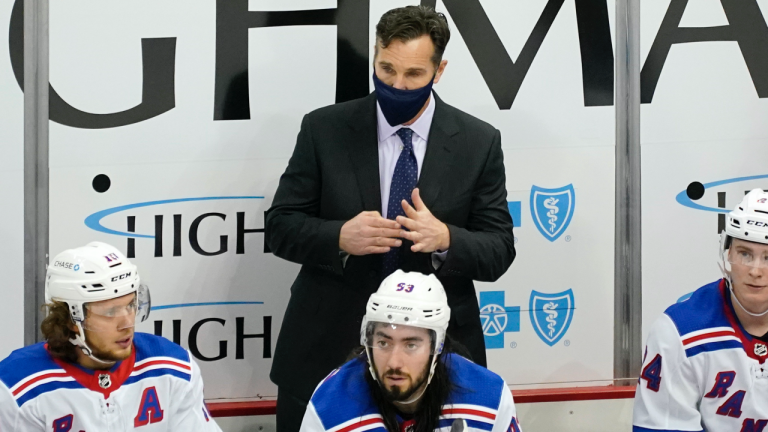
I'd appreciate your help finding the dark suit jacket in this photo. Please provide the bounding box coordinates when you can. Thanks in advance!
[265,92,515,400]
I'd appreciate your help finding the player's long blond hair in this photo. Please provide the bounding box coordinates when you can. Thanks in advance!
[40,301,79,362]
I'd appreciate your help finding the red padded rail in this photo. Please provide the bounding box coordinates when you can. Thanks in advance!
[207,386,636,418]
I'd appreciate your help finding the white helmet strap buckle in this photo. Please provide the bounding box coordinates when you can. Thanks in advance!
[69,323,116,366]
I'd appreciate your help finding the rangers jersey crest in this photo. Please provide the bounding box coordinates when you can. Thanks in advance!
[300,353,522,432]
[633,279,768,432]
[0,332,221,431]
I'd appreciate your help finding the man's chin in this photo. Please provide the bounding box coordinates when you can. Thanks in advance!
[93,345,132,363]
[384,383,420,402]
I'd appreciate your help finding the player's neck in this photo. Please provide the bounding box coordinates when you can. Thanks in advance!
[731,292,768,337]
[393,399,422,414]
[392,382,428,414]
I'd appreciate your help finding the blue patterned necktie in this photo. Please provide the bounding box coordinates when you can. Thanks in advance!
[382,128,418,277]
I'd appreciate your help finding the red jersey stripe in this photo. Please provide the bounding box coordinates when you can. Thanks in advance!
[683,330,737,346]
[441,408,496,420]
[133,359,191,372]
[336,418,385,432]
[12,372,70,396]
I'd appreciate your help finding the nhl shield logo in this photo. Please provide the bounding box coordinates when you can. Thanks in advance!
[529,289,575,346]
[530,184,575,242]
[755,343,768,357]
[98,373,112,389]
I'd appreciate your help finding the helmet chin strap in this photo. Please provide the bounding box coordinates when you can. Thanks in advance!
[70,321,116,366]
[720,246,768,317]
[393,354,439,406]
[397,383,428,405]
[728,282,768,317]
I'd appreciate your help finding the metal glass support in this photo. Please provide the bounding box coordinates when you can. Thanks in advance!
[23,0,49,345]
[614,0,642,385]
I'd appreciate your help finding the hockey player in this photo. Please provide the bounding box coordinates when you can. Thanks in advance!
[0,241,222,431]
[300,270,521,432]
[633,189,768,432]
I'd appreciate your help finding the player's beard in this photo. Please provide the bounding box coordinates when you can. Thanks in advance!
[85,328,134,363]
[379,362,430,402]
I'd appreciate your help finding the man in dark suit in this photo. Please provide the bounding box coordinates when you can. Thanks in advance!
[265,6,515,432]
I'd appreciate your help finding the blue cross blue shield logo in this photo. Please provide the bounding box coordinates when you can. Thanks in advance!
[507,201,521,227]
[529,289,575,346]
[479,291,520,349]
[530,184,575,242]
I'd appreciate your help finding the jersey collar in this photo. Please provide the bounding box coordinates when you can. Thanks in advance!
[48,343,137,398]
[719,279,768,364]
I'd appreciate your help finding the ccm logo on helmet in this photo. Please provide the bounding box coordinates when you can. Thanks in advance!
[746,220,768,227]
[386,305,413,311]
[111,272,132,282]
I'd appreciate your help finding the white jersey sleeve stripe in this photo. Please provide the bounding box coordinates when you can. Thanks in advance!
[441,413,496,424]
[13,376,76,400]
[443,403,499,416]
[679,327,734,340]
[327,414,384,432]
[682,329,737,346]
[9,369,67,394]
[683,335,741,349]
[133,358,191,371]
[130,363,192,377]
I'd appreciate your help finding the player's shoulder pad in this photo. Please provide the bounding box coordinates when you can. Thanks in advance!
[662,279,743,358]
[310,356,381,429]
[444,353,506,410]
[0,343,72,407]
[133,332,190,364]
[130,333,193,385]
[664,280,730,335]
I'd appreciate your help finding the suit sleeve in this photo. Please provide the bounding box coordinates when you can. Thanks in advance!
[0,381,44,431]
[171,358,223,431]
[492,380,522,432]
[265,114,346,275]
[438,129,516,282]
[632,314,703,432]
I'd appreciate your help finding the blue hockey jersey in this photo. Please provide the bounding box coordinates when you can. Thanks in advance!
[300,353,521,432]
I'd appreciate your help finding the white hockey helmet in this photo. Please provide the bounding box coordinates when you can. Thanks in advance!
[360,270,450,387]
[45,242,151,362]
[719,189,768,316]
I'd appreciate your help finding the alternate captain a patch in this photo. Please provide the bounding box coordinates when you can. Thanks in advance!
[134,386,165,427]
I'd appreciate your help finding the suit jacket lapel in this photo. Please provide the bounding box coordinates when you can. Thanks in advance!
[418,93,460,209]
[346,93,382,213]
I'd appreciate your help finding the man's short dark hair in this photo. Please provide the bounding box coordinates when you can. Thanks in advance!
[375,6,451,68]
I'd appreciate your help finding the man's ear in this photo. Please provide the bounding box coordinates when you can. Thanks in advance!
[433,60,448,84]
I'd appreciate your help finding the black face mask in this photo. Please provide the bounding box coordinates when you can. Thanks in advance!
[372,71,435,127]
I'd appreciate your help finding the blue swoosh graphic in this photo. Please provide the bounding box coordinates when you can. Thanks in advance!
[84,196,264,238]
[676,174,768,213]
[153,301,264,311]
